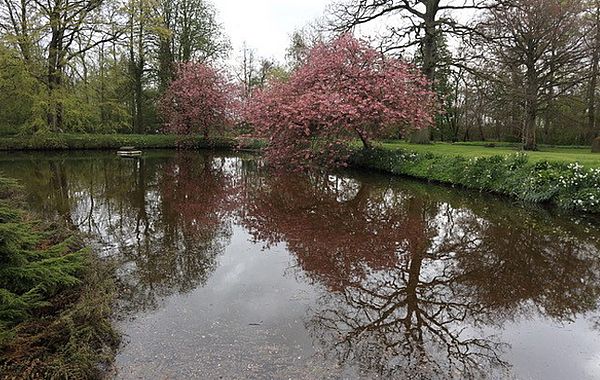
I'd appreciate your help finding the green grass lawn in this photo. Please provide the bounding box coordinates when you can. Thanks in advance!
[379,141,600,167]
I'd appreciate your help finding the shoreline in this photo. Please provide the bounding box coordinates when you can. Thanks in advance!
[350,147,600,214]
[0,134,241,151]
[1,134,598,214]
[0,177,119,379]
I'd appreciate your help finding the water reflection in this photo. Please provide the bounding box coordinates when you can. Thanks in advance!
[1,152,600,379]
[240,170,600,378]
[114,154,235,313]
[1,152,236,313]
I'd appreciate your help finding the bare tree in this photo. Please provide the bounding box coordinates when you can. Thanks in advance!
[475,0,586,150]
[236,42,255,99]
[329,1,502,85]
[329,1,504,143]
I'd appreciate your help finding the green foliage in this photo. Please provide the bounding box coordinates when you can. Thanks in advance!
[0,176,119,378]
[0,38,152,136]
[0,185,84,341]
[56,56,136,134]
[0,133,266,151]
[351,147,600,213]
[0,45,45,135]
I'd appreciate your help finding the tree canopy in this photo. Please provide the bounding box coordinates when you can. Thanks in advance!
[246,34,436,168]
[159,62,236,137]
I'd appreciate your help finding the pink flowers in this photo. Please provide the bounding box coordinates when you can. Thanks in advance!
[158,36,436,170]
[245,34,437,169]
[159,62,237,138]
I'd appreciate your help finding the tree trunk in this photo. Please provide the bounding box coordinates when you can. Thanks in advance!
[588,56,598,138]
[100,44,107,126]
[158,37,174,93]
[523,109,537,151]
[47,24,64,132]
[523,57,538,151]
[134,63,144,134]
[129,0,145,134]
[19,0,31,63]
[409,1,439,144]
[355,127,372,149]
[589,3,600,141]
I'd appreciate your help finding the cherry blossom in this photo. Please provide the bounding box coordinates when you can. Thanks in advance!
[159,62,236,138]
[245,34,437,169]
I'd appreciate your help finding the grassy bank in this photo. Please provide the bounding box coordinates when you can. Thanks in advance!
[351,146,600,213]
[0,178,118,378]
[380,141,600,167]
[0,133,265,151]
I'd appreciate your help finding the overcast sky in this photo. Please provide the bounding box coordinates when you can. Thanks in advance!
[214,1,476,67]
[215,0,330,63]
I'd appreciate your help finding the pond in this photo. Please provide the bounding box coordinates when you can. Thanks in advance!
[2,150,600,379]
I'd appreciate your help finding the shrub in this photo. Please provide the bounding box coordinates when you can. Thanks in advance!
[351,147,600,213]
[0,177,119,378]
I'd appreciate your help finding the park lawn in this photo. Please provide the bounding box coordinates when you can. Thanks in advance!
[379,141,600,167]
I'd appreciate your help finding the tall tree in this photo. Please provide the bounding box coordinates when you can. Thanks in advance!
[476,0,586,150]
[34,0,119,131]
[329,1,500,87]
[126,0,152,133]
[236,43,255,99]
[586,0,600,140]
[153,0,228,92]
[329,0,504,143]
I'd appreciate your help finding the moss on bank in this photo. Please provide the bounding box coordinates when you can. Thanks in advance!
[0,178,118,379]
[0,133,265,151]
[351,147,600,213]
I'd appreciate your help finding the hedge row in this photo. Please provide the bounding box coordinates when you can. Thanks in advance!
[0,134,266,151]
[351,147,600,213]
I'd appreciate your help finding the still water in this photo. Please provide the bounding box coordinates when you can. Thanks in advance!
[2,150,600,379]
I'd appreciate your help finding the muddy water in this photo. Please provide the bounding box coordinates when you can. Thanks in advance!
[3,150,600,379]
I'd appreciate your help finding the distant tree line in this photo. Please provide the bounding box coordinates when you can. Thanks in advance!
[0,0,228,135]
[328,0,600,149]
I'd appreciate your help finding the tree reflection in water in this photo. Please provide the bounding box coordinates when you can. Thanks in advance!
[2,152,237,314]
[3,153,600,378]
[240,170,600,379]
[114,153,236,313]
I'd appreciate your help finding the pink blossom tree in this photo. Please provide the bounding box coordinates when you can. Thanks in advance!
[245,34,437,169]
[159,62,236,138]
